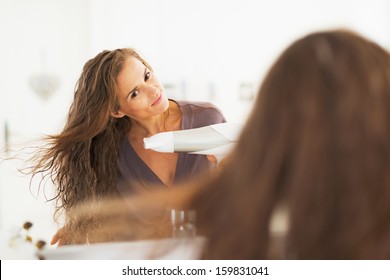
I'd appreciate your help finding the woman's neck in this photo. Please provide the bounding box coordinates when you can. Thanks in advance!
[130,101,181,138]
[131,111,168,138]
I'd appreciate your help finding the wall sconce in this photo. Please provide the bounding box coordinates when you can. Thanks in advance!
[29,73,59,101]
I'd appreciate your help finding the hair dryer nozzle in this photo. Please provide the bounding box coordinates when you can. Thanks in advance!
[143,131,174,152]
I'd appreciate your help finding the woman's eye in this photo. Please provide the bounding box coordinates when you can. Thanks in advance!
[145,71,151,81]
[131,90,139,98]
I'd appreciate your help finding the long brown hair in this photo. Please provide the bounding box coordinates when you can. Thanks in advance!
[29,48,152,221]
[190,30,390,259]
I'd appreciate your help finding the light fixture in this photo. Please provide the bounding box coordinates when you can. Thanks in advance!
[29,73,59,101]
[29,50,59,101]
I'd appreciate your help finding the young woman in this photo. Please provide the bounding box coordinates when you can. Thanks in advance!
[29,48,225,244]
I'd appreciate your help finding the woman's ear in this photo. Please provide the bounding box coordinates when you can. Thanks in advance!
[111,111,125,118]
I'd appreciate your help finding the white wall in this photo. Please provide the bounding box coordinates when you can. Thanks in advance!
[87,0,390,122]
[0,0,389,244]
[0,0,90,241]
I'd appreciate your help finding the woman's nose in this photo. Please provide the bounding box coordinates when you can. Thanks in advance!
[146,84,159,96]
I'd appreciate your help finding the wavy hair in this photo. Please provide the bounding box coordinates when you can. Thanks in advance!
[29,48,152,221]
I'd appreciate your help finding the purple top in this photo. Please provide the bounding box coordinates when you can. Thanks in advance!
[116,100,226,196]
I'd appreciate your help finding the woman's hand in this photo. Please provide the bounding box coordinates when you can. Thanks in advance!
[50,227,68,246]
[206,155,218,168]
[207,155,230,167]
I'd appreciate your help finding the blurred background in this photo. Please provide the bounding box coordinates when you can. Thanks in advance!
[0,0,389,243]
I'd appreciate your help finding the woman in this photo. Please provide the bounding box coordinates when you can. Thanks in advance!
[68,29,390,259]
[29,48,225,243]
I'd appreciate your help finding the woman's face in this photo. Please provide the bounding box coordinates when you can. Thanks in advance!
[114,56,169,120]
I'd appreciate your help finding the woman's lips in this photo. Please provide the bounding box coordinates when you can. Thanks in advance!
[152,94,162,106]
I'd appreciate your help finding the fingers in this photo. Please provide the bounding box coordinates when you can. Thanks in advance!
[50,235,60,245]
[50,227,64,246]
[206,155,217,164]
[206,155,218,169]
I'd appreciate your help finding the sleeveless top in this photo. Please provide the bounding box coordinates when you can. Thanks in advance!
[116,100,226,196]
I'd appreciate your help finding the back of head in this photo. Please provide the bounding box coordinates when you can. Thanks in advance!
[193,30,390,259]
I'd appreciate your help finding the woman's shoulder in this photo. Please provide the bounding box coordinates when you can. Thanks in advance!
[175,99,223,115]
[173,99,226,127]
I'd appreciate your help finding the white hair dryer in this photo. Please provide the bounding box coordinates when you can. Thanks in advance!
[143,123,242,162]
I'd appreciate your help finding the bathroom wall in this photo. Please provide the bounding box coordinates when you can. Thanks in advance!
[0,0,90,240]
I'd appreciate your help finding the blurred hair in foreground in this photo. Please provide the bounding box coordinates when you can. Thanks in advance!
[62,29,390,259]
